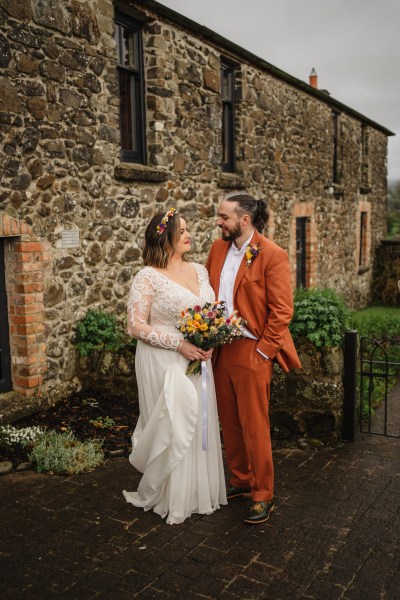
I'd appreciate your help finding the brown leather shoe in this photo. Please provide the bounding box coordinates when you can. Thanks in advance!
[244,500,275,524]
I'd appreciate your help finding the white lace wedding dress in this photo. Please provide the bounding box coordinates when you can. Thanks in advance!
[123,263,227,524]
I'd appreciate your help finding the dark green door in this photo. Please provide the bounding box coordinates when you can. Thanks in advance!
[0,239,12,392]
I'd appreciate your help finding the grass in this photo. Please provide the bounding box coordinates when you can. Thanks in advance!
[350,306,400,321]
[349,306,400,339]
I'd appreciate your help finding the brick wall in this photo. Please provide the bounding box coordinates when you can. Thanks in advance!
[0,214,49,396]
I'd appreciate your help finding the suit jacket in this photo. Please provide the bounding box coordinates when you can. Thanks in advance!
[206,229,301,373]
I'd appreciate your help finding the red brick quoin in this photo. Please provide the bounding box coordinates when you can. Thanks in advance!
[1,214,50,396]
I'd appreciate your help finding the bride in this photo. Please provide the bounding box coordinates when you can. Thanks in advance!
[123,207,227,524]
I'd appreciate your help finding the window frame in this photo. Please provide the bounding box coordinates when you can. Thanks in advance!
[115,11,146,164]
[361,123,370,187]
[332,110,340,184]
[296,217,309,288]
[221,58,236,173]
[359,211,368,267]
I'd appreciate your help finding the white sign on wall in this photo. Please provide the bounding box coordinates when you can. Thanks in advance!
[61,229,80,249]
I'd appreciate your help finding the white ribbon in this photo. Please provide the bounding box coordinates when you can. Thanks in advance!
[201,360,209,450]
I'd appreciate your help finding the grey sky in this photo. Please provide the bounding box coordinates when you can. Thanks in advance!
[159,0,400,183]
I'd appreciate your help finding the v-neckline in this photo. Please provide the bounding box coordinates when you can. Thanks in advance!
[151,265,201,298]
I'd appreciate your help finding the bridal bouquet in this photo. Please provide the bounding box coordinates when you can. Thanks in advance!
[178,301,244,375]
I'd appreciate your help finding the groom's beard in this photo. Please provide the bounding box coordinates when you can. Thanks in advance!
[220,222,242,242]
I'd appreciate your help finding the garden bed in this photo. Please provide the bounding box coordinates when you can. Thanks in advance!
[0,390,139,466]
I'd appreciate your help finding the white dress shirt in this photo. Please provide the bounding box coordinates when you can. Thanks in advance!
[219,232,269,360]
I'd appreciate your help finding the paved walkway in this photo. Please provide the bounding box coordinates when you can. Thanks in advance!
[1,434,400,600]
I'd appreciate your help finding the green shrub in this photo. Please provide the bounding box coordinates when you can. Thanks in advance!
[89,416,116,429]
[29,430,104,475]
[74,309,136,357]
[290,288,349,348]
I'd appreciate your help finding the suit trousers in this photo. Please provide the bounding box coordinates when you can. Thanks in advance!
[213,338,274,502]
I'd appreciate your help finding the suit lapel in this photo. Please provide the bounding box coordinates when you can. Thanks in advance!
[233,230,261,299]
[212,241,230,298]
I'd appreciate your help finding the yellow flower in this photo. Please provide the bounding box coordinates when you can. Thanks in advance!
[200,323,208,331]
[194,313,202,321]
[209,326,217,333]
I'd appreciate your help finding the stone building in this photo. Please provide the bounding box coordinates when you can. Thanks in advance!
[0,0,394,404]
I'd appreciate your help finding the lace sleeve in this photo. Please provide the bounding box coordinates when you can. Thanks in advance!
[127,269,182,351]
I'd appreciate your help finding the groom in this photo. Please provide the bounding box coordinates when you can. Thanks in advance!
[206,192,301,524]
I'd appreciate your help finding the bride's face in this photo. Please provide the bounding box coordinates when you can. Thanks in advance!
[173,217,191,256]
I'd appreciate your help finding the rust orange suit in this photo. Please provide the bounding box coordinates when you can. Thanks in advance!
[206,229,301,502]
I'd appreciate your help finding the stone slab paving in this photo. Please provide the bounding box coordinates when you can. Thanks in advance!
[1,435,400,599]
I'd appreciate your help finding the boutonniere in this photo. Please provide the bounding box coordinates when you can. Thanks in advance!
[245,243,261,268]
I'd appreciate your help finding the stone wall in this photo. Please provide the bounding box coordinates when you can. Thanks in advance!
[270,339,344,442]
[0,0,389,402]
[371,240,400,306]
[76,347,138,401]
[75,339,344,441]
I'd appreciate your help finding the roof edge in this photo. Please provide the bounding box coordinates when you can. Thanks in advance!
[132,0,394,136]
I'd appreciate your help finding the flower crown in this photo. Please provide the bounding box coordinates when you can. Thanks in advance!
[156,207,176,235]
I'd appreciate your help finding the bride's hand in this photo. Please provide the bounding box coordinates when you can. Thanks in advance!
[202,349,213,361]
[178,341,212,362]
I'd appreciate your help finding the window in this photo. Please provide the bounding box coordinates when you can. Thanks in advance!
[221,59,236,172]
[332,111,340,184]
[359,211,368,267]
[292,204,315,289]
[361,124,369,187]
[115,12,146,163]
[296,217,309,288]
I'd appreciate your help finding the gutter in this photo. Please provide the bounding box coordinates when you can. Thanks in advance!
[132,0,394,137]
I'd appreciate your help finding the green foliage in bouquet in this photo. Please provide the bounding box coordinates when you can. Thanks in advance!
[74,309,136,357]
[290,288,349,348]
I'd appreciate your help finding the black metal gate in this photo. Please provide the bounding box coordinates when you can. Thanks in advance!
[359,336,400,437]
[0,239,12,393]
[343,331,400,440]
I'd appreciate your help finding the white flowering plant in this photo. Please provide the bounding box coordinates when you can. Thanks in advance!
[0,424,46,450]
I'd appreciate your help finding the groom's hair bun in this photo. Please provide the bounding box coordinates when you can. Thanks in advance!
[224,193,269,233]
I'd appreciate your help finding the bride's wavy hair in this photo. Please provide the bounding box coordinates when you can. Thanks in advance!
[143,210,187,268]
